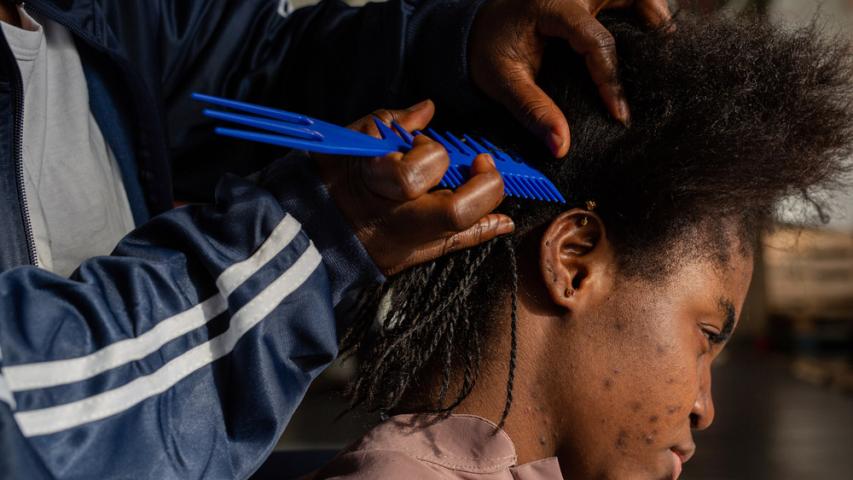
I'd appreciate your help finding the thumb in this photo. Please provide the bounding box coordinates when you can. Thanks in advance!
[439,213,515,256]
[498,68,571,157]
[381,213,514,276]
[406,213,514,273]
[350,99,436,137]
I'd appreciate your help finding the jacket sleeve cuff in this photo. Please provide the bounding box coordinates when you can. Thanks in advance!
[255,152,385,311]
[406,0,491,113]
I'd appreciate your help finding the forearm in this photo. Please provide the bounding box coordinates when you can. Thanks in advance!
[0,152,380,479]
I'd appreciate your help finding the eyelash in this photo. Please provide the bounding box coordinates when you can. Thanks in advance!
[702,328,727,346]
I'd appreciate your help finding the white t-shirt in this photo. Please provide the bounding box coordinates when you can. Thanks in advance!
[1,7,135,277]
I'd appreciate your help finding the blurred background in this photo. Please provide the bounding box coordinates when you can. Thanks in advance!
[259,1,853,479]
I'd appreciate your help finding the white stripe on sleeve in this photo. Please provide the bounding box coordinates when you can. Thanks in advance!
[216,215,302,295]
[15,243,322,437]
[0,345,11,408]
[4,215,302,392]
[277,0,292,17]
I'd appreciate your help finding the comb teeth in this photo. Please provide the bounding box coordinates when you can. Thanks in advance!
[422,130,566,204]
[391,121,415,145]
[525,177,550,201]
[446,132,476,156]
[444,166,462,188]
[462,134,489,155]
[517,177,539,198]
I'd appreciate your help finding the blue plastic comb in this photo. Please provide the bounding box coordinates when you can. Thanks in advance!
[193,93,566,203]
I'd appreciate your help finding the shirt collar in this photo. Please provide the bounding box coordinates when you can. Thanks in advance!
[350,414,564,479]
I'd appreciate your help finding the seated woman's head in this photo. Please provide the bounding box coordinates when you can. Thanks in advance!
[341,15,853,480]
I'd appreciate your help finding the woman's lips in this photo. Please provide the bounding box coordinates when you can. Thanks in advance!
[669,445,694,480]
[672,444,696,464]
[670,450,683,480]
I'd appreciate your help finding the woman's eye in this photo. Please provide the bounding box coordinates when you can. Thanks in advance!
[701,326,724,345]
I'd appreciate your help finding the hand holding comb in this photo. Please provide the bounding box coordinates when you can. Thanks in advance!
[192,93,566,204]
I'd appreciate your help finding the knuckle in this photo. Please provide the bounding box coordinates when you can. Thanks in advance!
[421,139,445,157]
[472,219,490,245]
[348,116,372,133]
[589,28,616,52]
[395,166,424,200]
[394,159,427,200]
[519,98,554,129]
[371,109,396,124]
[444,202,471,231]
[424,143,451,168]
[441,234,462,256]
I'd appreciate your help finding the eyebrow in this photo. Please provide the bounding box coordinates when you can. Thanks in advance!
[715,299,737,343]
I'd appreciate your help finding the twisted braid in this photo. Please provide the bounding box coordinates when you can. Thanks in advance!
[341,236,517,420]
[340,14,853,433]
[497,236,519,429]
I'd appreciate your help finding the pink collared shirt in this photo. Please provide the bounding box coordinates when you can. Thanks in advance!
[309,414,564,479]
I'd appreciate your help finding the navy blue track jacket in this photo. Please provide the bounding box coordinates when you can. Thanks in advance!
[0,0,488,478]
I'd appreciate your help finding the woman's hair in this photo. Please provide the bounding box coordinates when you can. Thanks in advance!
[341,14,853,426]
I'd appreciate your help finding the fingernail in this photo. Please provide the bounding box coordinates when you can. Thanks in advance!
[618,99,632,127]
[486,154,496,169]
[500,217,516,233]
[407,99,431,112]
[547,131,565,157]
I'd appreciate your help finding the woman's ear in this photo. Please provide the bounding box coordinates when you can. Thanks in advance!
[539,209,614,311]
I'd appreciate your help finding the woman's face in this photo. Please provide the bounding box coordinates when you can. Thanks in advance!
[544,250,753,480]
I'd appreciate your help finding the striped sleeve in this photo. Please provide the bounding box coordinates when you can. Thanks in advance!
[0,153,382,479]
[0,349,16,410]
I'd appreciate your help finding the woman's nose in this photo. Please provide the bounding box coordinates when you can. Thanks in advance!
[690,369,716,430]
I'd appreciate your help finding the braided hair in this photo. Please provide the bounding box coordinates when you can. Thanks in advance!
[341,14,853,426]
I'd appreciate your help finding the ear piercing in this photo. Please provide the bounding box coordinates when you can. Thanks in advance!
[580,216,589,227]
[564,287,573,298]
[585,200,598,211]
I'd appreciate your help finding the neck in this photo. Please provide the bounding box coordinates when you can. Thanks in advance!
[452,293,563,465]
[0,1,21,27]
[401,238,566,465]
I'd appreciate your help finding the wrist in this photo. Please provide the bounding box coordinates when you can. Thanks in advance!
[256,152,385,307]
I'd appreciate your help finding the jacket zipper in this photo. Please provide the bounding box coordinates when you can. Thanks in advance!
[11,58,37,266]
[12,1,159,268]
[15,1,140,268]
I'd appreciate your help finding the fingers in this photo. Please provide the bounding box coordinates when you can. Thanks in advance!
[539,2,630,127]
[469,151,497,176]
[376,99,436,133]
[429,153,506,232]
[442,213,515,254]
[348,100,444,201]
[348,99,435,137]
[422,213,515,262]
[496,65,572,158]
[635,0,673,28]
[361,135,450,201]
[404,153,514,268]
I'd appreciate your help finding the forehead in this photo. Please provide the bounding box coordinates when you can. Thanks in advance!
[660,249,754,317]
